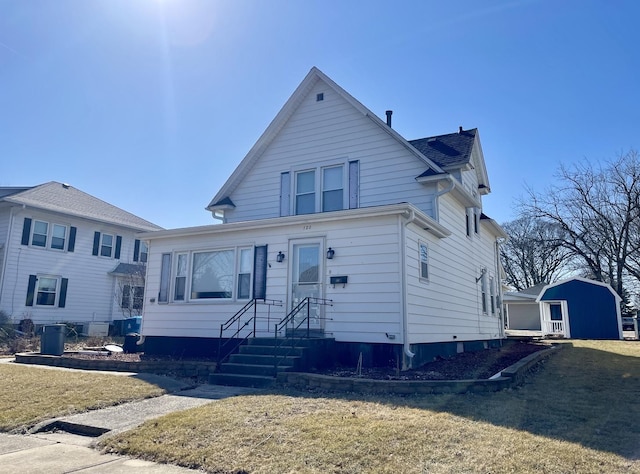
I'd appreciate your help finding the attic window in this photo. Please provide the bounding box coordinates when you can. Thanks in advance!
[316,93,324,102]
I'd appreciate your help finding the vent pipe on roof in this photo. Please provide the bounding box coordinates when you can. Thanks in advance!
[458,126,463,134]
[386,110,393,127]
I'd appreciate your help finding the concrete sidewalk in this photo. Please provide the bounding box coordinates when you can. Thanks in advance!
[0,359,259,473]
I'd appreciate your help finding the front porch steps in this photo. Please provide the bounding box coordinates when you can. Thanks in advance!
[209,337,333,388]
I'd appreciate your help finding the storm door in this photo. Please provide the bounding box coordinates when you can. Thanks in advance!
[290,241,323,330]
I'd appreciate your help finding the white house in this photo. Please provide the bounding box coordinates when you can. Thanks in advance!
[0,182,162,332]
[139,67,507,370]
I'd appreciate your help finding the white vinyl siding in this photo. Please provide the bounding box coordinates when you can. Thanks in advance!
[0,208,144,324]
[221,82,437,223]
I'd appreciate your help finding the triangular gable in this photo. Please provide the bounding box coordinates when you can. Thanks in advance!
[535,277,622,304]
[207,67,446,212]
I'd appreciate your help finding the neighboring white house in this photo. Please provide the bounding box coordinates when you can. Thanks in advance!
[139,67,507,369]
[0,182,162,331]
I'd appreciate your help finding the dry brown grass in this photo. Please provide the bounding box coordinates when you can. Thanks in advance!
[101,340,640,473]
[0,364,166,433]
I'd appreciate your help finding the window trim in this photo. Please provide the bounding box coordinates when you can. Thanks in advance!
[289,160,350,215]
[32,220,49,248]
[100,233,114,258]
[164,246,257,303]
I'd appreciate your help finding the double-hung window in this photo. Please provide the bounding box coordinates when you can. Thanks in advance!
[174,253,188,301]
[237,248,253,300]
[51,224,67,250]
[32,221,49,247]
[37,277,58,306]
[295,170,316,215]
[25,274,68,308]
[100,234,114,257]
[322,166,343,212]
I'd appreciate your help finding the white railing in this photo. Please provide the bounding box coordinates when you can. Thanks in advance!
[543,320,565,336]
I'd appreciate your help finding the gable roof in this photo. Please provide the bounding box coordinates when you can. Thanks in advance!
[207,67,448,211]
[0,182,162,232]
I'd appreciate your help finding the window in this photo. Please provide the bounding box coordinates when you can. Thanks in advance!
[100,234,114,257]
[419,242,429,280]
[480,269,488,314]
[32,221,48,247]
[37,277,58,306]
[51,224,66,250]
[474,209,480,234]
[322,166,343,212]
[122,284,144,312]
[25,274,68,308]
[134,240,149,263]
[139,241,148,263]
[295,170,316,215]
[174,253,188,301]
[237,248,253,299]
[191,250,234,299]
[465,209,472,237]
[158,253,172,303]
[21,219,75,251]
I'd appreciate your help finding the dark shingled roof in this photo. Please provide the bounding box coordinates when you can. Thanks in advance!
[410,128,477,169]
[110,263,146,276]
[210,197,235,208]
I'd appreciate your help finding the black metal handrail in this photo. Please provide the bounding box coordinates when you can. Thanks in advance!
[273,297,333,371]
[217,298,282,367]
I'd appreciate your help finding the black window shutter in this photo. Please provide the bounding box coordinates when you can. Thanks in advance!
[253,245,268,300]
[26,275,37,306]
[133,239,140,262]
[92,232,100,256]
[67,227,77,252]
[58,278,68,308]
[114,236,122,259]
[21,218,32,246]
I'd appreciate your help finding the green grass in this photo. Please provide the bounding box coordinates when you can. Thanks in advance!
[100,340,640,473]
[0,364,166,432]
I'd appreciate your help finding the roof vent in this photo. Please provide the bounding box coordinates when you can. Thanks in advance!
[458,126,463,134]
[385,110,393,127]
[62,183,70,189]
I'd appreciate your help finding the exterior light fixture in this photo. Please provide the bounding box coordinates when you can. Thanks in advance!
[326,247,335,260]
[276,251,285,263]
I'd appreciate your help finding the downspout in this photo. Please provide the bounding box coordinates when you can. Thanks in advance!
[495,240,505,340]
[400,209,416,366]
[434,176,455,221]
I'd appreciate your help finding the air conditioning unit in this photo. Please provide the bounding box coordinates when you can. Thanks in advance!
[82,322,109,337]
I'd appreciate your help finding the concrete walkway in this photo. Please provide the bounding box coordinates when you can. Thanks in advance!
[0,359,259,473]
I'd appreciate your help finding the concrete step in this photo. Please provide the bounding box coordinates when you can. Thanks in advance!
[228,353,299,367]
[218,362,279,377]
[209,373,276,388]
[239,344,306,357]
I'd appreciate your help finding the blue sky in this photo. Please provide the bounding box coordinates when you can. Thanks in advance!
[2,0,639,229]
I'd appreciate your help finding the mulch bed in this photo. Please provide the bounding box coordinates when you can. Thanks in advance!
[317,341,551,380]
[46,340,551,381]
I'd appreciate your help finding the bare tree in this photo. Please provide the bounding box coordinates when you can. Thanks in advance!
[500,217,572,291]
[521,149,640,298]
[114,264,146,318]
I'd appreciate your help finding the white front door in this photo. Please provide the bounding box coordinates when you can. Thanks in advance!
[290,241,323,330]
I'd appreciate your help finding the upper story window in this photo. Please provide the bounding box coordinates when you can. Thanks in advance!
[92,231,122,259]
[101,234,114,257]
[282,161,359,217]
[322,166,343,212]
[295,170,316,215]
[21,218,76,252]
[134,239,148,263]
[32,221,48,247]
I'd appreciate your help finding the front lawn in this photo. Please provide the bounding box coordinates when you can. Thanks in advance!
[100,340,640,473]
[0,364,166,432]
